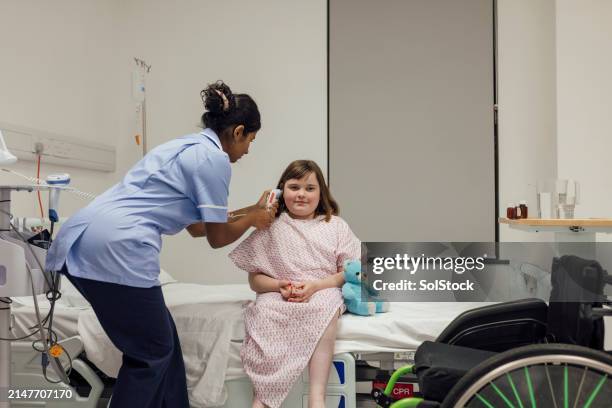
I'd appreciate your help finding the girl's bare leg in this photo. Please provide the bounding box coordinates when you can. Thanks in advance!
[308,314,339,408]
[252,396,266,408]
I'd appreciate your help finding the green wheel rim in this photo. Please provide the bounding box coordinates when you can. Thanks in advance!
[452,353,612,408]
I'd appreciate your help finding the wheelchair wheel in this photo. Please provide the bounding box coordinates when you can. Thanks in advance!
[441,344,612,408]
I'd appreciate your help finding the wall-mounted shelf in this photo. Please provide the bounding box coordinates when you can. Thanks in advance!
[499,218,612,234]
[499,218,612,258]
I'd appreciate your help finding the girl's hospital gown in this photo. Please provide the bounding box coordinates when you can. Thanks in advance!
[229,212,361,408]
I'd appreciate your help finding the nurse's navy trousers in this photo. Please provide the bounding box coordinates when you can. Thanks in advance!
[60,265,189,408]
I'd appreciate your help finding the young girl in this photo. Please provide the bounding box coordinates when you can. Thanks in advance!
[229,160,361,408]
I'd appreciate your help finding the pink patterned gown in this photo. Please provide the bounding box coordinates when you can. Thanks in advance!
[229,212,361,408]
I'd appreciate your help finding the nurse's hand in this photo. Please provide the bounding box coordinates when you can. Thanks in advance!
[256,190,272,209]
[249,206,275,230]
[255,189,280,212]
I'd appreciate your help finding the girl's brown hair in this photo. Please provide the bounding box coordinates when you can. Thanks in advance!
[275,160,339,222]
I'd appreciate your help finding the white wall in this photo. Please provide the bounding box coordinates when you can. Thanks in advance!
[1,0,327,284]
[556,0,612,220]
[113,0,327,284]
[0,0,123,217]
[497,0,557,242]
[498,0,612,242]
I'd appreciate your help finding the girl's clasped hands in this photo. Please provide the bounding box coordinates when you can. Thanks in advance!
[279,280,320,303]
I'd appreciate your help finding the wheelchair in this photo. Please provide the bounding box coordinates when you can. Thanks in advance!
[372,255,612,408]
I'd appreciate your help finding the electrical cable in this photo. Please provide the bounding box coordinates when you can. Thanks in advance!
[45,273,60,351]
[43,345,72,384]
[0,168,97,200]
[26,262,54,366]
[26,262,69,384]
[0,297,12,312]
[32,329,58,352]
[0,221,59,341]
[0,193,69,383]
[0,210,68,382]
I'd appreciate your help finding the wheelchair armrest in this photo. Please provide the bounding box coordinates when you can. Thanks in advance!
[436,298,548,352]
[592,307,612,317]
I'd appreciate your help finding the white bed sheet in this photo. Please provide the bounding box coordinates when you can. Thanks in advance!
[11,298,84,341]
[77,282,253,407]
[335,302,490,354]
[10,279,254,340]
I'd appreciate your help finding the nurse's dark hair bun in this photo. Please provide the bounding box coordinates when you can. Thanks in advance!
[201,81,235,114]
[201,80,261,135]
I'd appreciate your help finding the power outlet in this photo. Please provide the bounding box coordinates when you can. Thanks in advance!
[34,142,44,155]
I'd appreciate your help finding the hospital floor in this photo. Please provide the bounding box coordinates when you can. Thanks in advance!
[356,394,378,407]
[93,396,377,407]
[95,395,377,407]
[93,387,377,407]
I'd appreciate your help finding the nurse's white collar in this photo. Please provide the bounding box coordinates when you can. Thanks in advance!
[201,128,222,150]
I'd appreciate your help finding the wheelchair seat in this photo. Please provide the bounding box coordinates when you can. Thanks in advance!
[410,299,548,402]
[414,341,495,402]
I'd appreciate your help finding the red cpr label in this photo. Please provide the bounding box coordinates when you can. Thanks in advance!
[372,381,414,399]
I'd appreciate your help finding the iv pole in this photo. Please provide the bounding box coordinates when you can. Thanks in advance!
[133,58,151,156]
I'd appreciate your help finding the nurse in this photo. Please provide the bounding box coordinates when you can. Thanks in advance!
[45,81,274,408]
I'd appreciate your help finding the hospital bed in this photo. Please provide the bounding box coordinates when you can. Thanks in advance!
[9,270,485,408]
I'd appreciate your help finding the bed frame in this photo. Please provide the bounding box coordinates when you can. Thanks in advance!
[223,352,356,407]
[10,340,365,408]
[10,336,103,408]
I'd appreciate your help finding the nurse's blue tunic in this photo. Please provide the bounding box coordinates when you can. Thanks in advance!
[46,128,230,287]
